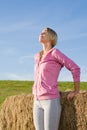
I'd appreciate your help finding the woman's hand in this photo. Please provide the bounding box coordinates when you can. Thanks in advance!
[67,82,80,101]
[67,91,79,100]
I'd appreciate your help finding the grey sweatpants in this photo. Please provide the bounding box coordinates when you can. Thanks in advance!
[33,98,61,130]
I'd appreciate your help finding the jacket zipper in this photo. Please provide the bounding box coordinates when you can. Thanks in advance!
[36,61,40,100]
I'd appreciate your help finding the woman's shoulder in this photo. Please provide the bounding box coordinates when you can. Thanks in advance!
[52,48,62,55]
[34,51,42,61]
[52,48,66,60]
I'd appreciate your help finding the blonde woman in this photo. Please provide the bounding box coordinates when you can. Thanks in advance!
[33,27,80,130]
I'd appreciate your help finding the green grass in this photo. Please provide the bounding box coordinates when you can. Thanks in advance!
[0,80,86,107]
[0,80,33,106]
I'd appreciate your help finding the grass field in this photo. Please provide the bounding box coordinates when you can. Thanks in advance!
[0,80,87,107]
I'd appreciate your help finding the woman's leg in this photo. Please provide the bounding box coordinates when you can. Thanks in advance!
[43,98,61,130]
[33,100,44,130]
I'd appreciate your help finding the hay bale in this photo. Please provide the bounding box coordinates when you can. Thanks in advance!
[59,91,87,130]
[0,91,87,130]
[0,94,35,130]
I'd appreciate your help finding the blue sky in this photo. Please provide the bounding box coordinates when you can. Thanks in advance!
[0,0,87,81]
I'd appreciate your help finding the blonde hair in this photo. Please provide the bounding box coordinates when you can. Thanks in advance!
[45,27,58,47]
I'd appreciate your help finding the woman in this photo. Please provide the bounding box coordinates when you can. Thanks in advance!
[32,27,80,130]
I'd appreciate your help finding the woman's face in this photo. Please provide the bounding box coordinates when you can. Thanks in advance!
[39,29,51,44]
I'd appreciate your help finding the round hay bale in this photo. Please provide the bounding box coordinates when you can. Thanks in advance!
[59,91,87,130]
[0,94,35,130]
[0,91,87,130]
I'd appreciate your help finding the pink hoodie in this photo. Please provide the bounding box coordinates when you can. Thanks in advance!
[32,48,80,100]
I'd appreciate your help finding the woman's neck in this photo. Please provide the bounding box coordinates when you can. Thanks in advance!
[40,43,52,61]
[42,43,52,55]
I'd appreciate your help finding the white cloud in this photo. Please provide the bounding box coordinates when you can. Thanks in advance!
[0,46,16,56]
[0,21,41,34]
[0,72,33,81]
[0,22,34,33]
[18,55,34,64]
[59,32,87,42]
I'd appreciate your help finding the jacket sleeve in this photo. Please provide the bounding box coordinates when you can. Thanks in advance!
[53,49,80,82]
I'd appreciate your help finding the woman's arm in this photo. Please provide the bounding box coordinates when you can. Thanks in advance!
[53,49,80,100]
